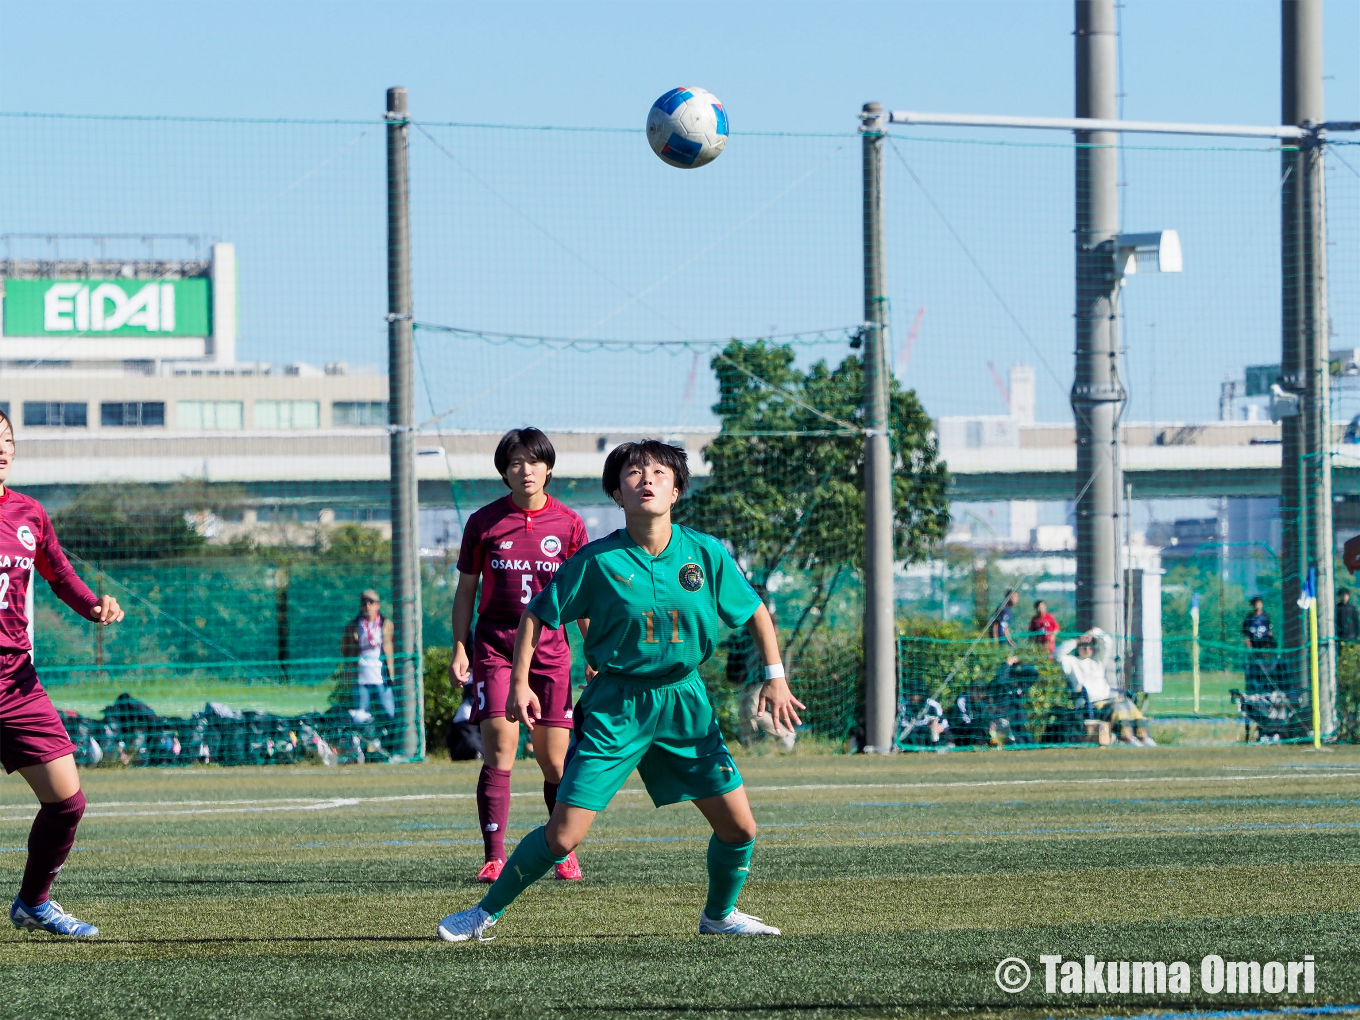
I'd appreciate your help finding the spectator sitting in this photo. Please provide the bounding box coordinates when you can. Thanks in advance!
[341,589,396,719]
[729,631,795,750]
[897,692,950,748]
[990,653,1038,741]
[1339,588,1360,644]
[1057,630,1154,747]
[1027,600,1060,656]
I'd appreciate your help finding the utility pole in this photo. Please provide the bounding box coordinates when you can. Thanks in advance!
[387,86,422,758]
[1280,0,1334,735]
[860,102,896,753]
[1072,0,1124,642]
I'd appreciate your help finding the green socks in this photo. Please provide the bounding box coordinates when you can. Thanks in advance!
[479,826,568,917]
[704,835,755,921]
[479,828,754,922]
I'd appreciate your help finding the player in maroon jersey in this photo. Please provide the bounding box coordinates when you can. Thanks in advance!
[450,428,590,883]
[0,409,124,936]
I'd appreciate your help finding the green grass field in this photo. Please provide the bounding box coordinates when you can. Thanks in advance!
[1150,670,1242,718]
[4,746,1360,1019]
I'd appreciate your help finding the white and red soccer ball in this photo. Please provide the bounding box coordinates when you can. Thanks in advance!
[647,87,728,169]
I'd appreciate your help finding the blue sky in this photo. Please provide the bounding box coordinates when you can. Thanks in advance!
[4,2,1356,131]
[2,2,1357,429]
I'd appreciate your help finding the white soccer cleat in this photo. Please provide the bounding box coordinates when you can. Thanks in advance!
[437,905,497,943]
[699,908,781,935]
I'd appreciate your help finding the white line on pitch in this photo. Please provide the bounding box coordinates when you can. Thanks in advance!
[0,769,1351,823]
[742,772,1360,793]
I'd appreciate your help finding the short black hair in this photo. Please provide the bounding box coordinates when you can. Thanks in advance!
[494,427,556,487]
[1034,600,1045,609]
[602,440,690,499]
[1251,596,1264,605]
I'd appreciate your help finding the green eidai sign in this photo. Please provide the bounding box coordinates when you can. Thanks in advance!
[3,278,212,337]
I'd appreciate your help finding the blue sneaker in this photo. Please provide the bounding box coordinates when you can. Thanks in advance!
[10,898,99,937]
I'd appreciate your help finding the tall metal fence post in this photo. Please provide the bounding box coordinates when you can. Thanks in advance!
[1072,0,1125,642]
[387,86,422,758]
[1281,0,1334,736]
[860,102,896,753]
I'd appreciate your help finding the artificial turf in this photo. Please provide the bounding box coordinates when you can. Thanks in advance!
[3,746,1360,1019]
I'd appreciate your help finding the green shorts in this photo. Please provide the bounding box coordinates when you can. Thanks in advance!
[557,671,743,811]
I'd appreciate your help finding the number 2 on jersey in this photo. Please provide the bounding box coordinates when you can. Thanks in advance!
[0,573,8,609]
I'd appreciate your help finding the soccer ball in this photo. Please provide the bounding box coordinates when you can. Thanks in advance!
[646,87,728,169]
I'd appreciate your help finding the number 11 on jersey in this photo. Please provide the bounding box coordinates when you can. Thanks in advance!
[642,611,682,643]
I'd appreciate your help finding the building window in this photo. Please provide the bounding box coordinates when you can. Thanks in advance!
[24,402,87,428]
[332,401,388,427]
[255,400,320,430]
[101,402,165,428]
[177,401,243,431]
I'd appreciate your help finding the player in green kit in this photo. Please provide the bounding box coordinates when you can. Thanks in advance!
[437,439,804,942]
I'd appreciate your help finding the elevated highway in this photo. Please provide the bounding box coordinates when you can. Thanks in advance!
[9,421,1354,509]
[943,421,1360,501]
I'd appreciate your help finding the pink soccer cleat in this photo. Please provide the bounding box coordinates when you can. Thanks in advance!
[554,851,583,881]
[476,859,504,883]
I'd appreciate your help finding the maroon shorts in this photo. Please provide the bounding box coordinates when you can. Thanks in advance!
[471,622,573,729]
[0,655,77,774]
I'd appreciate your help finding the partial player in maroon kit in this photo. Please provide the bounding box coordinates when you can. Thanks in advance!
[450,428,589,883]
[0,409,124,937]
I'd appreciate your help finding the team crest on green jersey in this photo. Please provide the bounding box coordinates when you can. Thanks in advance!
[678,562,705,592]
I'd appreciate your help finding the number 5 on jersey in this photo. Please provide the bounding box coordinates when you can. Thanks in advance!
[642,610,683,644]
[520,573,533,604]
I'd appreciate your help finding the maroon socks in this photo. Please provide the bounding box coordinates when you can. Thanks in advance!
[476,767,511,862]
[543,781,559,816]
[19,791,85,907]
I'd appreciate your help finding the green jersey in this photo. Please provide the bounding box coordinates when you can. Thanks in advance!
[528,524,762,684]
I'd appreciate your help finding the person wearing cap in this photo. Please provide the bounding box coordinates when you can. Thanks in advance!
[341,589,397,718]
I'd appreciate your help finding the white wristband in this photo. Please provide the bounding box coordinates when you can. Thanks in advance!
[763,663,785,681]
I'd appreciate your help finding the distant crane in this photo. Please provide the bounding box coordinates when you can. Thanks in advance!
[986,361,1011,412]
[896,306,925,370]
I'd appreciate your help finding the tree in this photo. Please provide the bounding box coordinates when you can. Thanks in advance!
[678,339,949,661]
[49,481,241,562]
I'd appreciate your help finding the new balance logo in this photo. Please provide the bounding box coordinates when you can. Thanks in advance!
[499,541,514,549]
[484,823,499,832]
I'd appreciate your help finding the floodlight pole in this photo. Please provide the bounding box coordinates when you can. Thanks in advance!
[387,86,422,759]
[860,102,897,754]
[1280,0,1335,736]
[1073,0,1125,647]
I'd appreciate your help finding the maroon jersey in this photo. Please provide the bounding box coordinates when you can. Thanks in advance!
[0,489,98,657]
[457,494,587,665]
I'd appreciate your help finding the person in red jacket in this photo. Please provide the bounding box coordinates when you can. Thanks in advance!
[1028,600,1060,656]
[0,409,123,936]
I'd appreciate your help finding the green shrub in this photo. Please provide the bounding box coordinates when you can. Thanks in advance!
[1336,641,1360,743]
[423,646,457,754]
